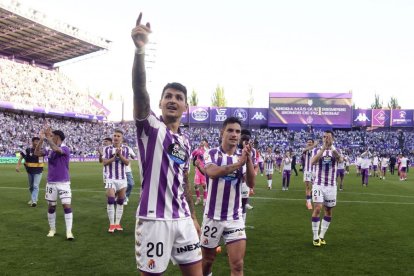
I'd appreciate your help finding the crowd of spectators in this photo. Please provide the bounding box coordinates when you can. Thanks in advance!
[0,58,105,115]
[0,112,136,157]
[1,111,413,163]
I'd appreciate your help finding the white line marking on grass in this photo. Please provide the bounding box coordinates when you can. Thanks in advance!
[251,196,414,205]
[1,187,413,205]
[253,187,414,199]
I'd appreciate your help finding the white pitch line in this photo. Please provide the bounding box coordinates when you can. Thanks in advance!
[250,196,414,205]
[1,186,414,205]
[246,186,414,199]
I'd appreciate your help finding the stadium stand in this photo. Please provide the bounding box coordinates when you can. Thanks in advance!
[0,1,111,118]
[1,110,413,165]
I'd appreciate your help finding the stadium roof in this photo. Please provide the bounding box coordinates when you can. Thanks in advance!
[0,1,111,67]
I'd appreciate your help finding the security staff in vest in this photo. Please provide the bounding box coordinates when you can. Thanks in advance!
[16,137,44,207]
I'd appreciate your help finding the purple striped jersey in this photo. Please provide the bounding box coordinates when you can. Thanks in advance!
[312,148,340,186]
[303,148,317,173]
[103,145,130,180]
[204,147,245,221]
[263,153,275,171]
[135,112,191,220]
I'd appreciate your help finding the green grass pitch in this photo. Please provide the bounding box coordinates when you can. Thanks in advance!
[1,162,414,275]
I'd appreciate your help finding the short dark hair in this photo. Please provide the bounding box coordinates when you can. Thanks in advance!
[240,129,251,143]
[306,138,314,143]
[162,82,187,101]
[52,130,65,141]
[325,130,334,138]
[114,129,124,135]
[103,137,112,142]
[241,129,251,136]
[222,116,242,130]
[202,138,209,143]
[32,137,40,142]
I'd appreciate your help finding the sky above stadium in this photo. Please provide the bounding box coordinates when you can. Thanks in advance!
[17,0,414,120]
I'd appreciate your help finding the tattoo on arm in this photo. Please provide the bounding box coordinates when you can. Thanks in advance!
[132,53,151,119]
[184,171,196,219]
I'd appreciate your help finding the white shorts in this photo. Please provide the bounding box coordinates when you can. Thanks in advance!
[303,171,313,182]
[105,179,127,192]
[45,182,72,204]
[135,218,202,274]
[200,217,246,249]
[265,169,274,176]
[312,185,337,208]
[241,182,250,199]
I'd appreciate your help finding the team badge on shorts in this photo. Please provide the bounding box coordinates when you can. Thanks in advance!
[147,259,156,270]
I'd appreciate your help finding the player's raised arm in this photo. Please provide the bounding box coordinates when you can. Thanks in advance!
[131,12,152,120]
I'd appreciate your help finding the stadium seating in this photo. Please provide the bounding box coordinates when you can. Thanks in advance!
[0,58,104,115]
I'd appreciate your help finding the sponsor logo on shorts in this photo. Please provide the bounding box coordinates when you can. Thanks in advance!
[58,190,70,196]
[223,228,245,236]
[325,199,336,203]
[176,242,201,254]
[203,239,209,245]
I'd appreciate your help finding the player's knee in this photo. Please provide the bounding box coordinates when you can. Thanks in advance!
[116,197,124,205]
[229,258,244,273]
[107,196,115,205]
[64,207,72,214]
[202,249,216,264]
[48,206,56,214]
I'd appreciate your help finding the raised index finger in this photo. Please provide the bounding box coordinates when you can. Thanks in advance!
[136,12,142,26]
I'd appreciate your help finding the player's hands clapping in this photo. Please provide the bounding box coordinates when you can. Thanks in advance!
[238,141,251,165]
[131,13,151,49]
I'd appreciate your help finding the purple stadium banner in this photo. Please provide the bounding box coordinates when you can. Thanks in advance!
[210,107,231,125]
[189,106,210,124]
[268,93,352,127]
[0,100,105,121]
[353,109,372,127]
[371,109,390,127]
[230,107,249,124]
[88,96,111,116]
[181,108,189,124]
[249,108,268,126]
[390,109,413,127]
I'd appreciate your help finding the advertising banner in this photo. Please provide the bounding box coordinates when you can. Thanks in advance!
[353,109,372,127]
[249,108,268,126]
[189,106,210,124]
[390,109,413,127]
[0,100,106,121]
[371,109,390,127]
[268,93,352,127]
[181,108,189,124]
[230,107,249,125]
[210,107,231,125]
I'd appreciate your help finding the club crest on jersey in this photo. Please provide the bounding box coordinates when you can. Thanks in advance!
[322,156,333,165]
[222,170,238,181]
[168,143,188,165]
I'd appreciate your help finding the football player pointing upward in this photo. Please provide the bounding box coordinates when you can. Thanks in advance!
[132,13,201,276]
